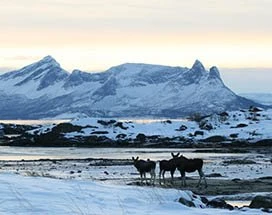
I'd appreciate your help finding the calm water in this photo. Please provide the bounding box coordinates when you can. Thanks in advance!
[0,119,70,125]
[0,146,253,161]
[226,200,251,207]
[0,118,188,126]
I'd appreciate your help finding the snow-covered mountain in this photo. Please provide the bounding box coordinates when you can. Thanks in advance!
[0,56,262,119]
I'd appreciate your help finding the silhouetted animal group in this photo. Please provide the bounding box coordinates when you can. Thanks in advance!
[132,153,207,187]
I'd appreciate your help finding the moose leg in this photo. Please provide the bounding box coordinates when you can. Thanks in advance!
[153,170,156,185]
[151,169,156,185]
[162,170,166,184]
[143,172,147,184]
[203,175,207,188]
[183,173,186,187]
[198,169,207,188]
[170,170,175,184]
[140,172,143,185]
[180,171,186,187]
[159,170,162,185]
[197,172,202,187]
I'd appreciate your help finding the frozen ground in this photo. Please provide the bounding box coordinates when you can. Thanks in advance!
[27,108,272,143]
[68,108,272,141]
[0,173,267,215]
[0,146,271,214]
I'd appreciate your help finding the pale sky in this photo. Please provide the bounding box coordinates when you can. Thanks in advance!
[0,0,271,93]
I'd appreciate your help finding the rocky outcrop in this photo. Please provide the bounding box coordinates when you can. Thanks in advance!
[249,195,272,209]
[207,198,234,210]
[178,197,195,207]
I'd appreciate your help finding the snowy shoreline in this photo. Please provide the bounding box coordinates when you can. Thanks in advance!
[0,146,271,214]
[1,108,272,148]
[0,150,271,196]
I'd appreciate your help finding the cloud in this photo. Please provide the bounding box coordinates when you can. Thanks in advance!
[1,0,272,34]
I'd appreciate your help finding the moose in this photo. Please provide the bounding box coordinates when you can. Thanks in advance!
[132,156,156,185]
[172,154,207,188]
[159,153,180,184]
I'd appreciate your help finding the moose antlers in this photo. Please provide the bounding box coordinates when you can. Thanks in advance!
[132,156,139,161]
[171,152,180,158]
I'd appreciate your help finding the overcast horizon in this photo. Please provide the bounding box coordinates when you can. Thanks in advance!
[0,0,271,93]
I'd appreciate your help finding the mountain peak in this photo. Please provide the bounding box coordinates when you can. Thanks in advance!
[71,69,82,74]
[39,55,60,67]
[209,66,221,79]
[182,59,206,83]
[191,59,205,72]
[0,55,68,91]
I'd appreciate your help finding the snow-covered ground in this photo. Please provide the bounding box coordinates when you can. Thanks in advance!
[196,109,272,140]
[1,108,272,214]
[0,146,270,214]
[0,173,266,215]
[28,108,272,143]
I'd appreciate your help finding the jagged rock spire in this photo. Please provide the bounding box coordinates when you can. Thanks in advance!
[209,66,221,79]
[191,59,205,73]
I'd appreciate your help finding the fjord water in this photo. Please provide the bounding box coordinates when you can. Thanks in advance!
[0,146,252,161]
[0,119,70,125]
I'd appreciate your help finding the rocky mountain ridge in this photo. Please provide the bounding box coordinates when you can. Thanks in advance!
[0,56,262,119]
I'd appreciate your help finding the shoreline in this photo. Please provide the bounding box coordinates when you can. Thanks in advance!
[1,137,272,148]
[0,155,271,197]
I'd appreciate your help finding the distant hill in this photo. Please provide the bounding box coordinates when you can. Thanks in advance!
[240,93,272,105]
